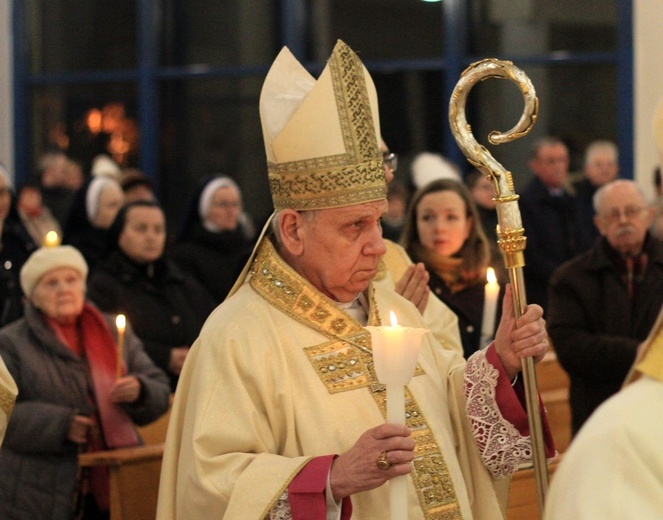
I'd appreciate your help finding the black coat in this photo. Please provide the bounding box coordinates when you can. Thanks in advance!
[171,223,252,303]
[0,303,170,520]
[87,250,216,390]
[547,235,663,434]
[520,177,582,312]
[423,269,504,359]
[1,202,38,327]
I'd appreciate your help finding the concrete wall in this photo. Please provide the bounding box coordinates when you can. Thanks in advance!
[634,0,663,199]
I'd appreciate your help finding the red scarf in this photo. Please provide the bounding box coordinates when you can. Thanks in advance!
[49,303,139,510]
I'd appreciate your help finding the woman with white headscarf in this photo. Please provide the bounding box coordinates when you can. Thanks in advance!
[172,175,255,302]
[63,176,124,270]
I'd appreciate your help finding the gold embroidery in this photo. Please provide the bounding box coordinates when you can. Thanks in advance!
[371,387,463,519]
[249,239,462,519]
[0,383,15,420]
[267,41,386,211]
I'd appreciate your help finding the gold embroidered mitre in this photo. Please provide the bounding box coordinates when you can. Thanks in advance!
[259,40,386,211]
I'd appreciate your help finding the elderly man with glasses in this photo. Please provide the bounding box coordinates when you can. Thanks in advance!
[548,178,663,436]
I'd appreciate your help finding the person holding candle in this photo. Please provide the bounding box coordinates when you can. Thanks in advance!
[86,200,216,390]
[158,40,553,520]
[375,139,464,357]
[400,178,505,358]
[0,244,170,519]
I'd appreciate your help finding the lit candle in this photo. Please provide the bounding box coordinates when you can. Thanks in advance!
[366,311,427,520]
[43,231,60,247]
[481,267,500,348]
[116,314,126,379]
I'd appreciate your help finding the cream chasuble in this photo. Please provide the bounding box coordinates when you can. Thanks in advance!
[0,354,18,446]
[158,239,510,520]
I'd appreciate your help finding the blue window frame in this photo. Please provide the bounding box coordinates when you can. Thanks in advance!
[12,0,632,225]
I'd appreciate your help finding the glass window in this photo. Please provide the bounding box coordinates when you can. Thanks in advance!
[31,83,139,174]
[160,0,276,68]
[28,0,137,73]
[159,77,270,226]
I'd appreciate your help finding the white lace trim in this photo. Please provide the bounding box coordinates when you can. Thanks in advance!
[464,351,532,478]
[265,491,292,520]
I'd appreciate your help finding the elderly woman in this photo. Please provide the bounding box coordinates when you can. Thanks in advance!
[0,245,170,520]
[172,176,255,303]
[87,200,216,390]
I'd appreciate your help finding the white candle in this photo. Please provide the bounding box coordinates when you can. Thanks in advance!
[366,312,427,520]
[481,267,500,348]
[116,314,126,379]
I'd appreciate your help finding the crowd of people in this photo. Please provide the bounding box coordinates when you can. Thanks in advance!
[1,38,663,519]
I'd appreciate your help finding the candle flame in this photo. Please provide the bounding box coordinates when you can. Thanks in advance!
[116,314,126,332]
[43,231,60,247]
[389,310,399,327]
[486,267,497,284]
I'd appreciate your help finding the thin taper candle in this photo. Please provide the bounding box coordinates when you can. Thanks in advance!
[116,314,126,379]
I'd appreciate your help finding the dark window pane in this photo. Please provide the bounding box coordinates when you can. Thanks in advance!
[159,77,270,227]
[160,0,276,68]
[328,0,444,60]
[28,0,137,73]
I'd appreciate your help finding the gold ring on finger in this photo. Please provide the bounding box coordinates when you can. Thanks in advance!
[376,450,391,470]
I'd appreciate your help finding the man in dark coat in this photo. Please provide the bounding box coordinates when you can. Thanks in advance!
[547,179,663,435]
[520,137,582,312]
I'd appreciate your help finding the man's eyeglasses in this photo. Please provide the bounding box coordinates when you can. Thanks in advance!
[383,152,398,172]
[600,206,646,225]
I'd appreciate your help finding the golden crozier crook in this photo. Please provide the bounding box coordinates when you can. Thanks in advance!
[448,58,550,512]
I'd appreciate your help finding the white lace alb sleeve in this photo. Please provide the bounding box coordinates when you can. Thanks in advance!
[265,491,291,520]
[464,350,532,478]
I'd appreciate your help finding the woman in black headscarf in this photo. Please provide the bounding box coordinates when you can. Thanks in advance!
[86,200,216,390]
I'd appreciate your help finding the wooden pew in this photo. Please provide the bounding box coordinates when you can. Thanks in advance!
[135,393,174,445]
[507,457,561,520]
[77,396,172,519]
[536,351,571,453]
[79,444,164,520]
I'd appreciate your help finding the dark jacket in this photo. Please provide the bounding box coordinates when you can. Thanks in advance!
[1,201,38,327]
[423,269,504,359]
[87,250,216,389]
[172,223,252,303]
[0,303,170,520]
[520,177,582,312]
[572,177,602,252]
[547,235,663,434]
